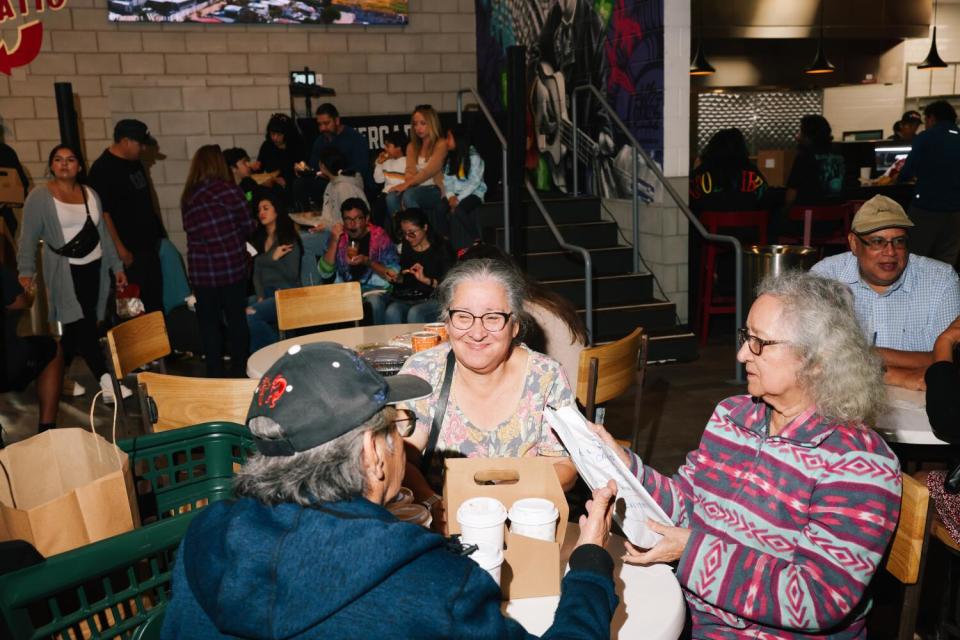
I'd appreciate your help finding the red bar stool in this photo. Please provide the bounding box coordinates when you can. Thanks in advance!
[779,203,851,249]
[697,210,769,346]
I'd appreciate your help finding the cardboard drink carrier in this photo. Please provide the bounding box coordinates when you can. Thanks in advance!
[0,167,24,206]
[0,428,139,557]
[444,457,568,600]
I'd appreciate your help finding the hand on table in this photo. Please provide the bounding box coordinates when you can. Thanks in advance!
[622,520,691,565]
[574,479,617,549]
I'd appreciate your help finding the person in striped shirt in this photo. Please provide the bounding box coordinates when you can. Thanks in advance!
[596,271,901,638]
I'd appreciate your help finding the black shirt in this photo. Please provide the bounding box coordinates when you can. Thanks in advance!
[88,149,165,252]
[257,139,306,189]
[392,240,454,300]
[925,361,960,444]
[1,267,26,380]
[786,148,845,206]
[689,158,768,212]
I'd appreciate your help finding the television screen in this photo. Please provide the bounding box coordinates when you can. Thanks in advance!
[108,0,409,25]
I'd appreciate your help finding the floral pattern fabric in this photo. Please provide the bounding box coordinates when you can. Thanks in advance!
[398,343,573,486]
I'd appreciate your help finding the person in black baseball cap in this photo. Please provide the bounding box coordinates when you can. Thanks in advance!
[161,341,620,639]
[113,119,157,147]
[896,110,923,143]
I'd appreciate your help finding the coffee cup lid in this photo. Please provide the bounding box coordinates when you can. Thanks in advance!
[457,497,507,527]
[508,497,559,525]
[390,503,431,525]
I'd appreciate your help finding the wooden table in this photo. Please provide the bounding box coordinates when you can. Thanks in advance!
[503,523,686,639]
[246,323,423,378]
[876,385,948,446]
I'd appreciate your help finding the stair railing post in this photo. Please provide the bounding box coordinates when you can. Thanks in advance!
[632,150,639,274]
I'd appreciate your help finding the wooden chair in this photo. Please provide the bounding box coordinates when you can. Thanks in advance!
[885,473,933,640]
[136,372,258,433]
[275,282,364,338]
[575,327,649,454]
[106,311,170,432]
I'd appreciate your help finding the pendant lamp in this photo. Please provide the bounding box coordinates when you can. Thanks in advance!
[690,0,716,76]
[805,0,835,74]
[919,0,948,70]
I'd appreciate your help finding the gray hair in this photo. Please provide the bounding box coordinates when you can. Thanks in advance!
[756,270,885,425]
[235,406,396,506]
[435,258,527,337]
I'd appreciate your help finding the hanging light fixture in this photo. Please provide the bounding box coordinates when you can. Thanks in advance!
[805,0,835,74]
[919,0,948,70]
[690,0,716,76]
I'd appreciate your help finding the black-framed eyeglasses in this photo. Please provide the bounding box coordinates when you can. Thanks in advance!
[448,309,512,332]
[737,327,787,356]
[393,409,416,438]
[855,234,908,252]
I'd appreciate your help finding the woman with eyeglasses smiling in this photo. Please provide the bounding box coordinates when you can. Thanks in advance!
[377,208,453,324]
[396,258,579,528]
[592,271,901,638]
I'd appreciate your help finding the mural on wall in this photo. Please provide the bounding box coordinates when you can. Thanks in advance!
[108,0,408,25]
[475,0,663,200]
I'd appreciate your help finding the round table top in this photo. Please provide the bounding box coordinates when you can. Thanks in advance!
[503,523,686,640]
[876,385,948,446]
[246,323,424,378]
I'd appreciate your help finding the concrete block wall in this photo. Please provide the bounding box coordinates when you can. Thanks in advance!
[0,0,477,251]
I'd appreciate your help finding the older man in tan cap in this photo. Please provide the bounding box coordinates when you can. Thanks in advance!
[811,194,960,387]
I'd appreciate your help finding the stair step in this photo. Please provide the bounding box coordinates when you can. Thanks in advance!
[583,302,677,341]
[478,197,603,228]
[647,328,699,363]
[489,221,620,252]
[522,246,633,280]
[541,273,653,307]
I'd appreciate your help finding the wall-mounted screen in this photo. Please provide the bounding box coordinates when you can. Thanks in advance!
[108,0,408,25]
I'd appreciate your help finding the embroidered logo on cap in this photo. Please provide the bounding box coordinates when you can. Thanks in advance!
[257,373,289,409]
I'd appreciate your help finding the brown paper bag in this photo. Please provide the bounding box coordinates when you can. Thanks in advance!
[0,166,24,206]
[0,428,140,557]
[444,457,569,599]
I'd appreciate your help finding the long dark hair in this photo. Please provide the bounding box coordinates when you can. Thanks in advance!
[799,115,833,153]
[265,113,305,155]
[701,128,749,165]
[457,243,588,345]
[444,123,472,178]
[251,193,299,253]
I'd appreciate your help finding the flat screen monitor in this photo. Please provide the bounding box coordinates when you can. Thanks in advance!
[875,145,911,174]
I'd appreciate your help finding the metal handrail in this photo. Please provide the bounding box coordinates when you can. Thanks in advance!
[572,84,744,381]
[525,180,595,345]
[456,88,510,253]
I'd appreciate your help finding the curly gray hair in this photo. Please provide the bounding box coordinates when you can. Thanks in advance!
[756,270,885,425]
[435,258,527,338]
[235,406,396,506]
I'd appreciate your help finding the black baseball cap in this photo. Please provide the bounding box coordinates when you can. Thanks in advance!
[247,342,432,457]
[901,110,922,124]
[113,119,157,145]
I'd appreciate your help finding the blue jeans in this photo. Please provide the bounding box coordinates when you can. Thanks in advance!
[386,186,443,229]
[299,229,331,286]
[384,298,441,324]
[247,296,279,352]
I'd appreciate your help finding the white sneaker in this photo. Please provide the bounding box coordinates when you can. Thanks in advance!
[99,374,133,404]
[62,378,86,397]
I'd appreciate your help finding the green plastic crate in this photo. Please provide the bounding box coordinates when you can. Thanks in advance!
[118,422,255,525]
[0,422,255,639]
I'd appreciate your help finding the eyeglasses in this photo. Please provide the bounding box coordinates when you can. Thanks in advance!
[448,309,512,332]
[393,409,416,438]
[855,234,908,252]
[402,228,423,238]
[342,214,366,224]
[737,327,787,356]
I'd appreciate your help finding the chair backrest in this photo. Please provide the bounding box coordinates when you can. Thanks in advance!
[886,473,931,585]
[700,210,770,245]
[275,282,364,333]
[137,372,259,433]
[107,311,171,379]
[576,327,647,418]
[130,602,166,640]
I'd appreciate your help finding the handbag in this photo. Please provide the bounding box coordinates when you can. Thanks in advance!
[49,189,100,259]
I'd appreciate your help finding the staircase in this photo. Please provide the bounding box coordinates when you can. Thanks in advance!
[478,195,697,362]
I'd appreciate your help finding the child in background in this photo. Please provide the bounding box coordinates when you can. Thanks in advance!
[372,130,408,235]
[441,124,487,250]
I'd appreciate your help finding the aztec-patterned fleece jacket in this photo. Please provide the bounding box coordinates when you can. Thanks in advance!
[628,395,901,639]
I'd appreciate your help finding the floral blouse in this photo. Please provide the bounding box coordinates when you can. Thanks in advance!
[398,342,573,487]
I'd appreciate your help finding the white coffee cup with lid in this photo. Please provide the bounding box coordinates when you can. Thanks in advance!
[457,497,507,555]
[469,548,504,587]
[508,497,559,542]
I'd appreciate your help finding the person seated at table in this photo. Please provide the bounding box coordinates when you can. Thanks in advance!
[810,194,960,388]
[377,208,453,325]
[254,113,305,206]
[160,342,619,640]
[689,127,768,214]
[318,198,399,324]
[246,194,302,352]
[438,123,487,251]
[386,105,448,223]
[398,258,580,527]
[593,270,901,638]
[458,243,587,389]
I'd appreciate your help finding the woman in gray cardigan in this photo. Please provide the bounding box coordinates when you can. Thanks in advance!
[17,144,130,403]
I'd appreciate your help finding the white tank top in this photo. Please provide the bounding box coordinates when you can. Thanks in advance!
[54,186,102,265]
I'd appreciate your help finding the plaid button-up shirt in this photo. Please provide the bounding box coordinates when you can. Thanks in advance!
[182,179,255,288]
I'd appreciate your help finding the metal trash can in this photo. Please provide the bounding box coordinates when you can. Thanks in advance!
[741,245,818,319]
